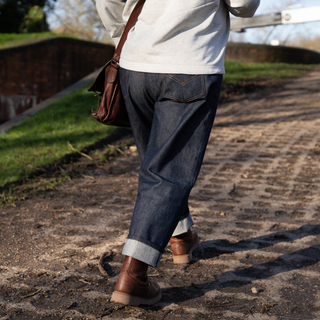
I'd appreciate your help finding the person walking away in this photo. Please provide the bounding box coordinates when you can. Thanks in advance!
[96,0,260,306]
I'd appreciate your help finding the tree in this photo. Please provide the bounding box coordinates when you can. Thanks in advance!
[20,5,49,32]
[0,0,23,32]
[49,0,112,43]
[288,35,320,52]
[0,0,54,33]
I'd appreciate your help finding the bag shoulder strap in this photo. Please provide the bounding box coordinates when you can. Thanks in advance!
[113,0,146,64]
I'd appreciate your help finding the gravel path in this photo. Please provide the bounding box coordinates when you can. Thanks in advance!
[1,68,320,320]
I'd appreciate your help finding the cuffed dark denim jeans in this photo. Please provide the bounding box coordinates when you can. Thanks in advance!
[119,68,222,267]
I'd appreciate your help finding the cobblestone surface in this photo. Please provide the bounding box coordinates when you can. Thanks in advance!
[1,68,320,319]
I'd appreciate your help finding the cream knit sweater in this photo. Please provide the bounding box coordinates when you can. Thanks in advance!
[96,0,260,74]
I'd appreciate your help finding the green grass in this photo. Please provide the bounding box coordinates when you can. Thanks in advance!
[0,60,317,190]
[0,32,73,49]
[224,61,315,82]
[0,84,114,187]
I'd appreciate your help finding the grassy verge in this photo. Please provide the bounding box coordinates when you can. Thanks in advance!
[0,32,73,49]
[0,84,115,189]
[0,61,317,205]
[224,61,315,82]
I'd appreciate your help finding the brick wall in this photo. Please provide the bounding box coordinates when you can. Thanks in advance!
[1,39,319,124]
[0,37,114,123]
[226,43,320,64]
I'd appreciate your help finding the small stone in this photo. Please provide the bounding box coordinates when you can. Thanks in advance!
[251,287,258,294]
[129,146,137,152]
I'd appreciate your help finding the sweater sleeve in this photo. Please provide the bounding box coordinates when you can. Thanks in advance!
[96,0,138,46]
[224,0,260,17]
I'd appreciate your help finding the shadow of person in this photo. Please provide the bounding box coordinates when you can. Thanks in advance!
[194,224,320,260]
[160,224,320,304]
[161,243,320,304]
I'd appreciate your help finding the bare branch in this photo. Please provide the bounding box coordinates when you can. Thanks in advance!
[50,0,112,43]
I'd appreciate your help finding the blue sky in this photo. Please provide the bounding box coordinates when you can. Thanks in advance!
[256,0,320,14]
[232,0,320,44]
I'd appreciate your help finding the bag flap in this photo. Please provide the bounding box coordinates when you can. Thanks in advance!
[87,61,111,93]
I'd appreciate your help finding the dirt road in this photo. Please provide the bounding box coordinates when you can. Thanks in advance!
[1,68,320,319]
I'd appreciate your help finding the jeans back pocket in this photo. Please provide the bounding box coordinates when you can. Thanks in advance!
[162,74,206,103]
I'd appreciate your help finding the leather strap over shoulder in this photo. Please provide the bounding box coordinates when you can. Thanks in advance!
[114,0,146,61]
[88,0,145,93]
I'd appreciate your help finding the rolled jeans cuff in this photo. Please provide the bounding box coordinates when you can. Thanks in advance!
[122,214,193,267]
[172,213,194,237]
[122,239,162,267]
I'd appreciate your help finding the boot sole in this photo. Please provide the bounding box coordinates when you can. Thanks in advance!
[173,235,199,264]
[111,290,162,306]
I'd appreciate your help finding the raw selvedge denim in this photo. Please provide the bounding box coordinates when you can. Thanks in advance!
[119,68,222,267]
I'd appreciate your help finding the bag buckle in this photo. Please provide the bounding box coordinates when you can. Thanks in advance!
[111,60,119,68]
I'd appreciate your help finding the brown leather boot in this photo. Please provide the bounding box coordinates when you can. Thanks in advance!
[170,227,199,264]
[111,256,161,306]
